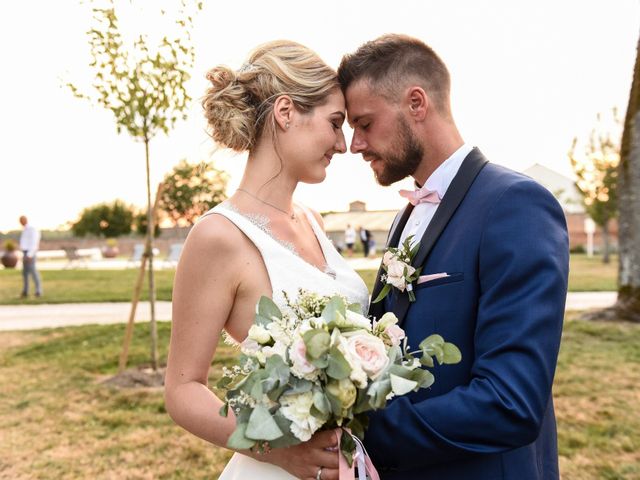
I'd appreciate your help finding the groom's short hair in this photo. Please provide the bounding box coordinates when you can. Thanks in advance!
[338,34,451,116]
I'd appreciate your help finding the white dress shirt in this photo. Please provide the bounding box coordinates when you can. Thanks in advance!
[19,224,41,258]
[399,143,474,247]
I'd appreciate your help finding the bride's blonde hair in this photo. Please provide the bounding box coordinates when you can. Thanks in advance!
[203,40,339,152]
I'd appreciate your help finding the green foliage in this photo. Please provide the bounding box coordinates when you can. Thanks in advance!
[133,211,161,237]
[160,159,228,226]
[67,0,201,143]
[569,109,621,228]
[72,200,134,238]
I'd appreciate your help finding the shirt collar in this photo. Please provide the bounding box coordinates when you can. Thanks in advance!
[419,143,474,198]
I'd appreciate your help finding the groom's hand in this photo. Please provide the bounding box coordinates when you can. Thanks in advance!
[257,429,340,480]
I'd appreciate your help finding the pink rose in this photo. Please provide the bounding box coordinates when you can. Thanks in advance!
[384,324,406,347]
[289,338,318,379]
[347,334,389,379]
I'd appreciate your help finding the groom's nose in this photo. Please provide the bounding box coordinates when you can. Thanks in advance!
[350,130,367,154]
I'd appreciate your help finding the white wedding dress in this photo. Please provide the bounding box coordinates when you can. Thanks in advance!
[205,202,370,480]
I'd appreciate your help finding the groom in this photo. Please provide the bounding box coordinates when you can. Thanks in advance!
[338,35,569,479]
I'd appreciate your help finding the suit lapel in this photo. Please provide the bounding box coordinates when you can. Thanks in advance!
[392,148,489,325]
[368,203,414,320]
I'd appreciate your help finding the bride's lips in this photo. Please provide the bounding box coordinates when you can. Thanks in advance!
[324,154,332,164]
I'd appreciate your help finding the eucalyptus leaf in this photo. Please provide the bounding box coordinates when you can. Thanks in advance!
[442,342,462,364]
[409,368,435,389]
[367,378,391,409]
[266,354,290,386]
[245,405,284,441]
[419,354,435,368]
[227,423,256,450]
[257,296,282,321]
[219,403,229,418]
[390,374,418,395]
[313,389,331,415]
[303,329,331,359]
[321,296,347,324]
[327,346,351,380]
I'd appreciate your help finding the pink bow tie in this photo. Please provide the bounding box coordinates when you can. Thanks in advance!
[398,186,442,206]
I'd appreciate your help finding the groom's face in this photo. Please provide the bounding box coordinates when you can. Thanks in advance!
[345,80,423,186]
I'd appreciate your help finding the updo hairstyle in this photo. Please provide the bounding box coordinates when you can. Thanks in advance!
[202,40,339,152]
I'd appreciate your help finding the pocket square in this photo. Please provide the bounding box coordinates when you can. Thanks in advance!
[417,273,449,284]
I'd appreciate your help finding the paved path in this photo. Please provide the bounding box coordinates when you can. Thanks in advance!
[0,292,618,332]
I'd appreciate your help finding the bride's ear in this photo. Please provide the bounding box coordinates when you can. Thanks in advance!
[273,95,294,131]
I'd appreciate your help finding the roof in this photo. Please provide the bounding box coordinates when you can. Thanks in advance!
[523,164,584,213]
[322,210,398,232]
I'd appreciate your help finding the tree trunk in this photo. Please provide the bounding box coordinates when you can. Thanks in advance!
[616,32,640,322]
[601,219,610,264]
[145,138,159,369]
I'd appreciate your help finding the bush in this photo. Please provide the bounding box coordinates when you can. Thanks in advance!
[72,200,134,238]
[570,245,586,254]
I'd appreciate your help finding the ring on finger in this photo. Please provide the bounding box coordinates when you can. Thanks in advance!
[316,466,323,480]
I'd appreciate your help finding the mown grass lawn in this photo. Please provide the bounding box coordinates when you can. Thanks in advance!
[0,316,638,479]
[0,254,617,305]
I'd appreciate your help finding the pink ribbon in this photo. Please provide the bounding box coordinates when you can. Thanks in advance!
[336,430,380,480]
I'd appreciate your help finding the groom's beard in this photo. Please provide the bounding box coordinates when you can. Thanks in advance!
[368,116,423,186]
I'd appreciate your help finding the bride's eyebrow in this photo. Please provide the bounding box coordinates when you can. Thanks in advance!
[331,112,346,120]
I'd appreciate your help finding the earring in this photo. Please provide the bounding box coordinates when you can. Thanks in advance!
[285,122,290,129]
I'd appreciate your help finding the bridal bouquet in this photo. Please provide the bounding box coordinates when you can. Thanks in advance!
[218,290,461,467]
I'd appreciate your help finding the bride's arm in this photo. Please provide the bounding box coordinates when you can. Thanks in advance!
[164,216,241,446]
[164,215,341,479]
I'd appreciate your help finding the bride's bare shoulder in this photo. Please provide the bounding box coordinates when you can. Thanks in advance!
[183,212,249,258]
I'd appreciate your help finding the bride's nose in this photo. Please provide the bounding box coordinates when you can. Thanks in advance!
[335,130,347,154]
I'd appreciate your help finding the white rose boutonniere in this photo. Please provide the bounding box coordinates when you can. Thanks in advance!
[373,235,422,303]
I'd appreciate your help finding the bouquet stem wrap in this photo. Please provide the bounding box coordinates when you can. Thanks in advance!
[337,430,380,480]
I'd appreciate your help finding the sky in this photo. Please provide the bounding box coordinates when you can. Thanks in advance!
[1,0,639,233]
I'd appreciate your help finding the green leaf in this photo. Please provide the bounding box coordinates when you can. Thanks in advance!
[340,429,356,468]
[303,329,331,360]
[409,368,435,389]
[327,346,351,380]
[313,389,331,415]
[321,296,347,323]
[390,374,418,395]
[347,302,363,313]
[257,296,282,321]
[245,405,284,441]
[419,355,434,368]
[420,334,445,364]
[367,378,391,409]
[372,283,392,304]
[442,343,462,364]
[226,423,256,450]
[219,403,229,418]
[265,354,290,386]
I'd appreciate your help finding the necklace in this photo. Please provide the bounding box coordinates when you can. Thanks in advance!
[236,188,297,220]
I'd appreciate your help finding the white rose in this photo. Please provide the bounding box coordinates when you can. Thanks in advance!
[289,337,319,380]
[344,309,372,331]
[266,322,292,346]
[386,259,415,291]
[347,334,389,380]
[248,324,271,345]
[262,341,287,360]
[239,338,261,356]
[382,251,394,266]
[279,391,324,441]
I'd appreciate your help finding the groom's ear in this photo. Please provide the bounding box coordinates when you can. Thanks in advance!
[406,86,428,122]
[273,95,294,131]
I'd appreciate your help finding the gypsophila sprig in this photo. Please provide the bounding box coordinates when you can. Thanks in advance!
[217,290,461,467]
[373,235,422,303]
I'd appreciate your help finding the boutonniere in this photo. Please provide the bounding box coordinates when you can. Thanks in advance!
[373,235,422,303]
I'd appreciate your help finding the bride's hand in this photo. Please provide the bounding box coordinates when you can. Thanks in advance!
[255,429,340,480]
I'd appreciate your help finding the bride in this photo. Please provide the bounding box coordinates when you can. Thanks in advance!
[164,40,370,480]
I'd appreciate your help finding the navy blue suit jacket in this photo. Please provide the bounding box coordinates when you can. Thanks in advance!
[365,149,569,480]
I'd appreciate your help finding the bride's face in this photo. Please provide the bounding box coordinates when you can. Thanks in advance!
[282,89,347,184]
